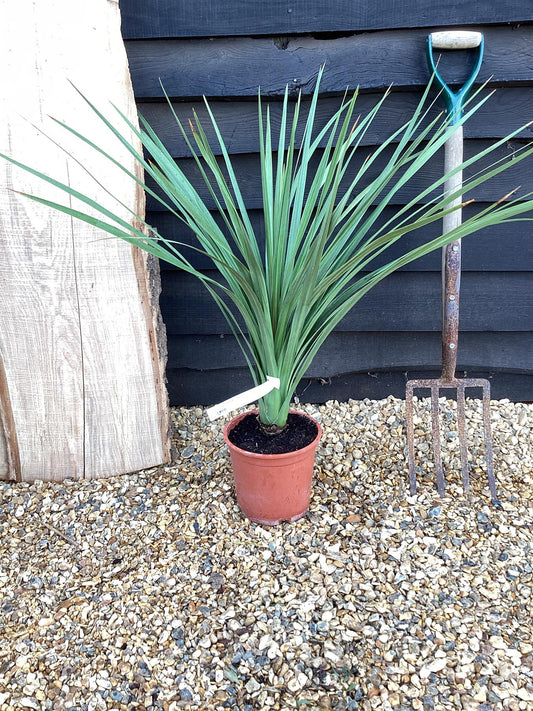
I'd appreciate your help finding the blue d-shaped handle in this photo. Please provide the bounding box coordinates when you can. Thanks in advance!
[427,35,484,124]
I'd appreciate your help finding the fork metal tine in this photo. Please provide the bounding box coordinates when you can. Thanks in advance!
[456,382,470,493]
[405,377,496,500]
[481,380,498,500]
[431,386,445,496]
[406,382,418,495]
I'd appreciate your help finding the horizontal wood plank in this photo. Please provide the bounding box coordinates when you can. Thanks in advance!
[139,87,533,159]
[125,26,533,99]
[145,138,533,212]
[168,331,533,374]
[119,0,533,39]
[159,271,533,334]
[149,205,533,272]
[166,367,533,405]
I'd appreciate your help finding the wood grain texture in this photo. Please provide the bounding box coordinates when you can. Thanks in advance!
[0,0,170,481]
[125,26,533,99]
[119,0,533,39]
[159,271,533,334]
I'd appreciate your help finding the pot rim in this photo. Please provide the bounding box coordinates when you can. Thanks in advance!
[222,409,322,460]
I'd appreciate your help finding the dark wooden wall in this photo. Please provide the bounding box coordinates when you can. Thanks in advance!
[119,2,533,404]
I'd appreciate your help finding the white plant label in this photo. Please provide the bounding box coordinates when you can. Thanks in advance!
[206,376,281,421]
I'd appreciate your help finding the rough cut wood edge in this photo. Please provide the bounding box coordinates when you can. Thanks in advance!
[131,243,172,463]
[0,354,22,482]
[130,154,172,464]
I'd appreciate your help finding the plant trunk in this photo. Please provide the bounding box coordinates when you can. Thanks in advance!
[257,386,290,430]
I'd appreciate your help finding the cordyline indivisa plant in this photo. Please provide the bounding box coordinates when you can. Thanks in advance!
[3,69,533,433]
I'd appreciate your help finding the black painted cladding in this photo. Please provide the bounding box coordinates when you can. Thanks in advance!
[143,140,533,212]
[146,206,533,273]
[138,88,533,158]
[160,272,533,335]
[125,27,533,99]
[119,0,533,39]
[119,2,533,403]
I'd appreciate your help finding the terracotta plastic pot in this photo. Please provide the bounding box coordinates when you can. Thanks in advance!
[223,410,322,525]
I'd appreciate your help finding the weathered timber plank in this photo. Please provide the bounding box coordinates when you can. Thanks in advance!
[159,270,533,334]
[294,371,533,404]
[292,371,533,404]
[145,139,533,212]
[166,367,533,406]
[168,331,533,374]
[125,26,533,99]
[0,0,170,481]
[139,87,533,159]
[119,0,533,39]
[149,205,533,272]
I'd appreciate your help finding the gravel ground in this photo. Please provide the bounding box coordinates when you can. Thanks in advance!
[0,395,532,711]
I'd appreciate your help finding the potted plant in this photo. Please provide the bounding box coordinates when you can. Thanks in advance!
[3,69,533,523]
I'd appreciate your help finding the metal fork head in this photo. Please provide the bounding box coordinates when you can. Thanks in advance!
[405,376,497,500]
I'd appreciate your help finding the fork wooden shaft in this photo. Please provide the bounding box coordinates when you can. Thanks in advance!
[441,127,463,381]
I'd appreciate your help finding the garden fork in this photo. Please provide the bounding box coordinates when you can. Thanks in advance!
[406,30,497,500]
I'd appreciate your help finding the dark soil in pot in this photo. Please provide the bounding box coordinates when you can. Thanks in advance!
[228,412,318,455]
